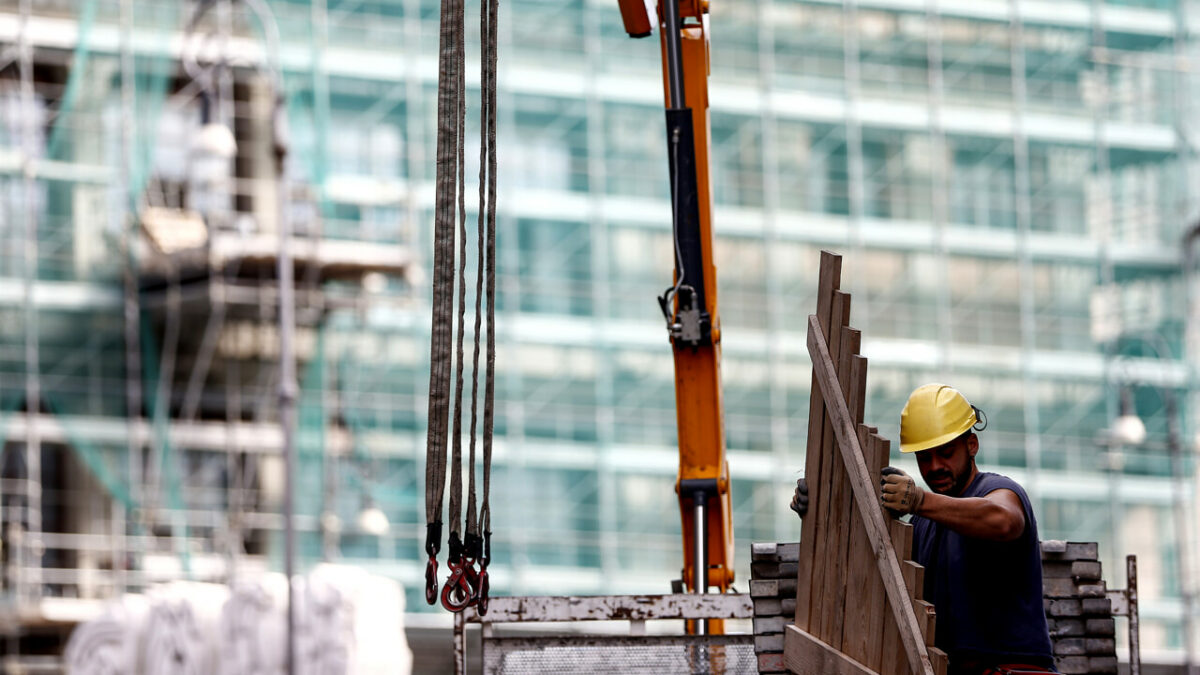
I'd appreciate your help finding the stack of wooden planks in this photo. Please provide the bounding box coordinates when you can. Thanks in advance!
[750,542,801,673]
[1040,541,1120,674]
[784,250,947,675]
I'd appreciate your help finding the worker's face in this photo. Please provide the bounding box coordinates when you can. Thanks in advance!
[914,433,978,497]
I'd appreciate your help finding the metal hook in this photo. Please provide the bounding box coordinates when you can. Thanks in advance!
[476,567,490,616]
[441,558,478,612]
[425,555,439,606]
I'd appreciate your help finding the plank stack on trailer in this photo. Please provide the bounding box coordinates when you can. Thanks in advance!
[785,250,947,675]
[753,539,1136,674]
[749,542,800,673]
[1040,540,1120,674]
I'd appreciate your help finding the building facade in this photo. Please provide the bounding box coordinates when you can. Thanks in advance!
[0,0,1196,665]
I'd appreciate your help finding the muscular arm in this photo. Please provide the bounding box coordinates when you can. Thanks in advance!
[914,488,1026,542]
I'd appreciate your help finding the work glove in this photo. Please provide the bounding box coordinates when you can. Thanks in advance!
[880,466,924,516]
[789,478,808,519]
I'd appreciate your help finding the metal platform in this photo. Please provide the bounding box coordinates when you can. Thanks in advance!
[454,593,755,675]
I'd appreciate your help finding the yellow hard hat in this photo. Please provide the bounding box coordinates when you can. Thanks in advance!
[899,383,979,453]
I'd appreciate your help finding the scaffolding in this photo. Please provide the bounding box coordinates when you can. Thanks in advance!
[0,0,1196,670]
[0,0,417,667]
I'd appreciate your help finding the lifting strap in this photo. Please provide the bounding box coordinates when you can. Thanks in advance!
[465,0,499,616]
[425,0,498,614]
[423,0,459,606]
[445,0,468,597]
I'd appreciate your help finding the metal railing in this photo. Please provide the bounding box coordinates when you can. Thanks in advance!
[455,593,756,675]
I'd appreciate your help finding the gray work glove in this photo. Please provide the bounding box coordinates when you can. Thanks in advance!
[880,466,924,516]
[789,477,808,519]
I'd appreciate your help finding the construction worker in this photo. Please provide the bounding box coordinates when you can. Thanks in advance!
[791,383,1056,675]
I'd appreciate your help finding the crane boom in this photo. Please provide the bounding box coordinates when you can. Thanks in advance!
[618,0,732,632]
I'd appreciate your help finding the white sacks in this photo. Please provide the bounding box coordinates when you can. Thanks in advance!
[63,594,149,675]
[140,583,228,675]
[305,564,413,675]
[219,574,289,675]
[65,568,413,675]
[295,568,354,675]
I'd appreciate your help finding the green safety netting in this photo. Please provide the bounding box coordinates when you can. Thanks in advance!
[38,0,180,201]
[42,395,135,511]
[127,1,184,211]
[139,314,192,576]
[44,0,98,162]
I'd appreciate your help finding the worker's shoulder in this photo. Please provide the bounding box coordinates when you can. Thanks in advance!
[968,471,1029,499]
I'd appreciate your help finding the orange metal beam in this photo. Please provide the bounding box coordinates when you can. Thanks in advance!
[656,8,732,602]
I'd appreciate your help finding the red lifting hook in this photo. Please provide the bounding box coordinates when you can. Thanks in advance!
[440,558,479,612]
[476,567,490,615]
[424,555,439,606]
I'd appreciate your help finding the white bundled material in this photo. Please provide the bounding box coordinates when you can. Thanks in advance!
[306,564,413,674]
[140,582,228,675]
[351,573,412,674]
[63,594,149,675]
[218,574,289,675]
[296,570,354,675]
[64,568,411,675]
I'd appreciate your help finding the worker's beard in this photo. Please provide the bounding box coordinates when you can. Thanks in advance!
[925,463,974,497]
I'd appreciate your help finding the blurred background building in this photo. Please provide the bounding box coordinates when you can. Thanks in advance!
[0,0,1196,670]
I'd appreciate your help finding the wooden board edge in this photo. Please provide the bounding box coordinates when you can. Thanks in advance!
[860,434,887,671]
[784,624,877,675]
[930,647,948,675]
[810,291,849,640]
[795,251,842,628]
[806,313,934,675]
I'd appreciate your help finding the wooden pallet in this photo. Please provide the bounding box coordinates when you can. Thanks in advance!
[786,251,947,675]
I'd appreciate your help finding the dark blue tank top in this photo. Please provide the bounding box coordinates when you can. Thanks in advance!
[910,472,1054,666]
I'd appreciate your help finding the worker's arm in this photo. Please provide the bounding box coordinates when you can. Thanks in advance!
[881,467,1025,542]
[915,488,1026,542]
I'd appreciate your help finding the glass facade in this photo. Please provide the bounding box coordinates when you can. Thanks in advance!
[0,0,1197,661]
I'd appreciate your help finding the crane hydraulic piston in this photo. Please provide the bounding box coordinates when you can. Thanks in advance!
[617,0,733,633]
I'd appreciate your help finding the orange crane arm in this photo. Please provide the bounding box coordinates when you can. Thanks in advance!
[617,0,732,615]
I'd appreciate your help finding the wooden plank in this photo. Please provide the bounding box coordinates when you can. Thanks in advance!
[856,433,887,671]
[891,548,928,672]
[930,647,948,675]
[834,351,868,659]
[878,564,900,671]
[891,519,913,561]
[809,290,848,643]
[806,313,934,675]
[819,314,856,645]
[913,599,935,661]
[841,421,876,664]
[903,561,925,601]
[884,597,907,673]
[862,435,889,672]
[752,542,800,562]
[795,251,841,630]
[879,518,912,674]
[784,625,874,675]
[910,583,934,674]
[916,600,937,646]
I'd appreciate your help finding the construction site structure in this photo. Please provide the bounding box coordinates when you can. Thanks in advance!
[787,250,946,674]
[750,540,1141,675]
[0,0,1197,671]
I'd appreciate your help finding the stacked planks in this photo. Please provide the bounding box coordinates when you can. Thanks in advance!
[750,542,801,673]
[1041,541,1119,674]
[785,250,947,675]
